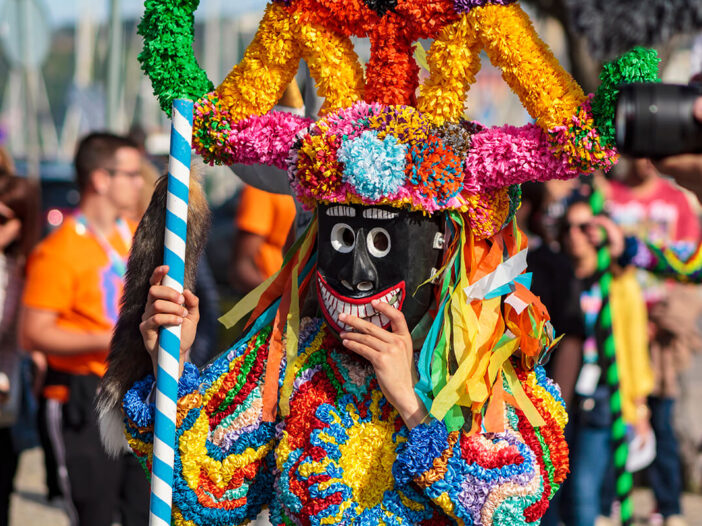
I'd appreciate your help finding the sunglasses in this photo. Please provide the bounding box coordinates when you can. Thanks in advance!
[563,221,590,233]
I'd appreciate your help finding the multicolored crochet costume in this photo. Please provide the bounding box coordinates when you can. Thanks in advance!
[627,237,702,283]
[119,0,660,524]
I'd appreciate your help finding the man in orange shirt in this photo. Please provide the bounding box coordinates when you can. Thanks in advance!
[230,184,296,293]
[20,133,147,526]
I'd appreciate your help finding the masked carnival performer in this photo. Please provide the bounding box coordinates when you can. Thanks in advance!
[98,1,660,524]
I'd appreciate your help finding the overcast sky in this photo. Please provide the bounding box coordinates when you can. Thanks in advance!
[42,0,269,26]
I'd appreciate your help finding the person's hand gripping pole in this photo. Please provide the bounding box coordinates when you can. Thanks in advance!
[149,99,193,526]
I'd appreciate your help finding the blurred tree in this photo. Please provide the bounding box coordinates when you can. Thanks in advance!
[524,0,702,91]
[523,0,601,93]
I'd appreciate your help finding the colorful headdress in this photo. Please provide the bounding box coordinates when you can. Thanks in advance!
[141,0,660,238]
[140,0,660,429]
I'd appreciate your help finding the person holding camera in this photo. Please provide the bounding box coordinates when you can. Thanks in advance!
[603,157,700,526]
[540,190,653,526]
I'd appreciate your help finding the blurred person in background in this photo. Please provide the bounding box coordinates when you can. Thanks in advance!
[229,81,301,295]
[605,158,701,526]
[0,145,61,505]
[19,133,148,526]
[518,182,584,413]
[230,184,296,293]
[523,186,654,526]
[0,175,39,526]
[607,158,699,248]
[558,194,654,526]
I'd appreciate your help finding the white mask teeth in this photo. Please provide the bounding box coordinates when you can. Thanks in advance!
[319,276,403,329]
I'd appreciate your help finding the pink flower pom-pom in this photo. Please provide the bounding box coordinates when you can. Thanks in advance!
[224,111,314,169]
[464,124,578,192]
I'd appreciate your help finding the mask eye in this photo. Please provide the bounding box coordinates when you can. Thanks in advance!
[367,227,391,258]
[331,223,355,253]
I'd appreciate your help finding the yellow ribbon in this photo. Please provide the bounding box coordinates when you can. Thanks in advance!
[503,360,545,427]
[278,226,318,417]
[218,271,279,330]
[431,297,502,420]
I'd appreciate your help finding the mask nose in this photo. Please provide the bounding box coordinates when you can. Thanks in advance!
[341,228,378,293]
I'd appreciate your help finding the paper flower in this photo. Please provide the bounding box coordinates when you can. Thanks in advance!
[338,131,408,200]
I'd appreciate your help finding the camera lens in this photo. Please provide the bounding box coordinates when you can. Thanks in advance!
[615,83,702,158]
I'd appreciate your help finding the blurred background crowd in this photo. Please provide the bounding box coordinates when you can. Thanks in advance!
[3,1,702,526]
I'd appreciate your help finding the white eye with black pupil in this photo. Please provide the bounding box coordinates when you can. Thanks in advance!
[331,223,355,253]
[367,227,391,258]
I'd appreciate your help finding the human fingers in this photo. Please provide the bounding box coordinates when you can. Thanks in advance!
[144,286,186,321]
[146,299,188,319]
[183,290,200,319]
[588,216,624,257]
[371,299,410,335]
[149,265,170,286]
[139,313,184,335]
[583,221,604,246]
[147,285,185,306]
[341,338,377,362]
[338,312,393,343]
[338,330,385,353]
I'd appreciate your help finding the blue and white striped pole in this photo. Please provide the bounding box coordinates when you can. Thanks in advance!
[150,99,193,526]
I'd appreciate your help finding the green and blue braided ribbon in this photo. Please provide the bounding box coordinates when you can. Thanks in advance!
[590,190,633,526]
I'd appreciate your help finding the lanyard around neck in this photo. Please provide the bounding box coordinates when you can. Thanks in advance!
[74,213,131,277]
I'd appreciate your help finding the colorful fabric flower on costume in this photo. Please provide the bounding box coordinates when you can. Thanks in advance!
[122,1,664,525]
[123,318,569,526]
[289,102,487,215]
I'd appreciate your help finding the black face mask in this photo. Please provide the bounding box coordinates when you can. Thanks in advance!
[316,203,445,335]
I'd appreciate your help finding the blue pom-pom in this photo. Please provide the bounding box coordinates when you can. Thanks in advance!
[338,130,408,200]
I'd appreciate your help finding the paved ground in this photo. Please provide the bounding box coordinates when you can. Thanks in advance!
[10,447,702,525]
[10,448,68,526]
